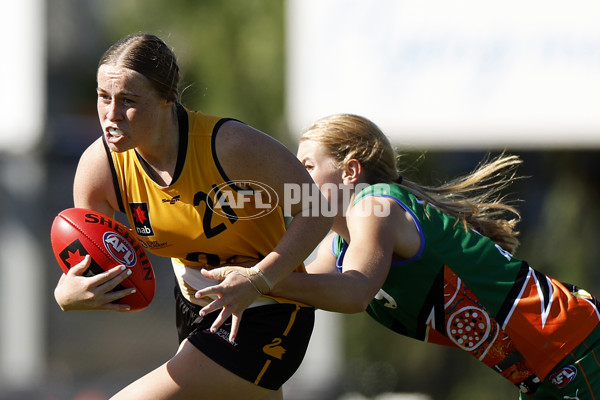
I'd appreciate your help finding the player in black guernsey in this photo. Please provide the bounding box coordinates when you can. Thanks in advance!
[53,33,331,400]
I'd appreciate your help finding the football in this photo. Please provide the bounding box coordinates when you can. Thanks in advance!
[50,208,155,311]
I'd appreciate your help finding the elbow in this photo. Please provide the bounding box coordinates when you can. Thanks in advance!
[334,276,380,314]
[341,296,373,314]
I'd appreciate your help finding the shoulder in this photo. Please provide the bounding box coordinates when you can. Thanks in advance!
[184,106,226,134]
[348,185,422,260]
[352,183,421,224]
[350,185,403,220]
[214,120,283,158]
[73,137,119,215]
[213,120,312,185]
[211,120,323,217]
[76,137,113,181]
[354,183,407,203]
[79,136,107,162]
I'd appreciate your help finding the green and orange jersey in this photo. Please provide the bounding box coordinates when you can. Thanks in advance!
[333,183,600,394]
[104,104,305,304]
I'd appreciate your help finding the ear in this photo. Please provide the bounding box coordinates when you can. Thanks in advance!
[342,159,362,185]
[162,97,175,108]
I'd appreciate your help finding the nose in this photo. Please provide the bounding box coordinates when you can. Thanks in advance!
[105,99,122,122]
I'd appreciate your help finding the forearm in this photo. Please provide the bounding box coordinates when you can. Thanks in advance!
[270,270,374,314]
[256,213,332,288]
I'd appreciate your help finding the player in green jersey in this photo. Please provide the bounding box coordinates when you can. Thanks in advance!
[202,114,600,399]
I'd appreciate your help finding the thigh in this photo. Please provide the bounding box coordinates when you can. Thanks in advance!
[261,388,283,400]
[110,339,275,400]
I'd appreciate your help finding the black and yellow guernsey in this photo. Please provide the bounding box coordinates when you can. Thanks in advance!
[104,104,306,305]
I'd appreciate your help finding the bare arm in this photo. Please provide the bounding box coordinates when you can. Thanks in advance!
[270,196,421,313]
[54,137,134,311]
[215,121,332,285]
[73,137,120,215]
[196,121,333,338]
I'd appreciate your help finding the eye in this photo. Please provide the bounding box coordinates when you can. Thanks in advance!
[304,164,314,171]
[123,98,136,106]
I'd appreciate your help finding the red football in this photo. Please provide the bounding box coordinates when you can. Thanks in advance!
[50,208,155,311]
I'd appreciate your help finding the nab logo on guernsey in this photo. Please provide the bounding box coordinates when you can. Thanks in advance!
[103,232,137,267]
[129,202,155,236]
[550,365,577,388]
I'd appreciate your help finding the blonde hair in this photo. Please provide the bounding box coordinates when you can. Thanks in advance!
[300,114,522,253]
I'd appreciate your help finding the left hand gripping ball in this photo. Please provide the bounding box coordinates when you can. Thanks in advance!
[50,208,155,311]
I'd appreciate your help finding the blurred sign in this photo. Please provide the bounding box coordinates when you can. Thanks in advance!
[0,0,45,154]
[0,0,45,391]
[286,0,600,149]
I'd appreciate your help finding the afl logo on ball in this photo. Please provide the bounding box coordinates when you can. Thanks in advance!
[103,232,137,267]
[550,365,577,388]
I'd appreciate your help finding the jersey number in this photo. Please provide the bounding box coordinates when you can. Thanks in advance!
[185,186,239,265]
[193,185,238,239]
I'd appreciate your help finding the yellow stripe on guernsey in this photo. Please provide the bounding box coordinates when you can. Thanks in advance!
[107,106,307,306]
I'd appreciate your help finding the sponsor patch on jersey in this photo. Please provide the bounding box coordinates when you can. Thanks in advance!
[162,195,181,204]
[550,365,577,388]
[128,202,155,237]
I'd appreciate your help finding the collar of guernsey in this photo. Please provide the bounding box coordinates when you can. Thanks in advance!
[332,183,425,272]
[103,103,309,306]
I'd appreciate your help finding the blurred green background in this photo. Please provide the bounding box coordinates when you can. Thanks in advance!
[5,0,600,399]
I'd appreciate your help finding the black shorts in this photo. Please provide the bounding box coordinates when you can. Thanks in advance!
[175,285,315,390]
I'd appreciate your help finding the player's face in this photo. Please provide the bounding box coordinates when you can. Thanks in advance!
[297,139,344,206]
[96,64,167,152]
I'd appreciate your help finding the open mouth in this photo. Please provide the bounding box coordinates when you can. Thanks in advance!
[108,127,124,137]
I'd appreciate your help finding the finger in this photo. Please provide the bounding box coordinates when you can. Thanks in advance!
[199,298,225,317]
[67,254,91,275]
[210,308,232,334]
[95,267,132,293]
[201,267,230,281]
[229,314,241,343]
[195,284,222,299]
[91,279,137,311]
[101,287,137,307]
[200,268,214,279]
[91,265,129,287]
[96,301,133,312]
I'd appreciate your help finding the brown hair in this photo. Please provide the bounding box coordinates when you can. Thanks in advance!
[98,33,180,102]
[301,114,522,253]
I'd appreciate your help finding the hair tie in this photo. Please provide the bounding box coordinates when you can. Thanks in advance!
[396,175,403,185]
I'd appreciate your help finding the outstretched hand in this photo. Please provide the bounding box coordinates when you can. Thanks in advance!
[195,266,262,343]
[54,254,136,312]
